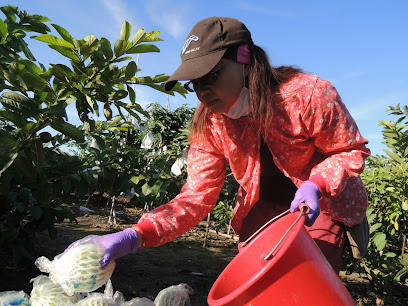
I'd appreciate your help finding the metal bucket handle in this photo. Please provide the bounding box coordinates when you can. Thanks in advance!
[241,204,310,261]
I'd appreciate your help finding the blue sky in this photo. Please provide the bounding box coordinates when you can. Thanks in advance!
[5,0,408,156]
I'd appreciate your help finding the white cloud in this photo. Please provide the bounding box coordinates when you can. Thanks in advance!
[99,0,140,37]
[100,0,132,25]
[237,1,296,18]
[329,71,367,85]
[348,91,408,121]
[145,0,191,40]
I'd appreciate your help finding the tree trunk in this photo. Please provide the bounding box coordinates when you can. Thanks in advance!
[203,212,211,248]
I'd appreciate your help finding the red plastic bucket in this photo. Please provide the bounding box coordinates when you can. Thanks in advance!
[207,211,355,306]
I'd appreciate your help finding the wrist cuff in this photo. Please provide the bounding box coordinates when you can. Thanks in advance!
[132,219,160,248]
[308,175,330,196]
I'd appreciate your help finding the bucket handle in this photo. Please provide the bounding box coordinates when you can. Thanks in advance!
[241,205,309,261]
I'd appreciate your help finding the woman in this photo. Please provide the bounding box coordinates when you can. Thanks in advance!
[75,17,370,275]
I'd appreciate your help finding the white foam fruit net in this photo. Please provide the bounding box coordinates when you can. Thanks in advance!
[0,281,193,306]
[29,275,80,305]
[75,280,124,306]
[2,234,194,305]
[154,283,194,306]
[0,290,30,306]
[124,297,155,306]
[34,237,115,296]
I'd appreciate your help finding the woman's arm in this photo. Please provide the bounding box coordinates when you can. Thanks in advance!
[134,132,227,247]
[302,78,371,197]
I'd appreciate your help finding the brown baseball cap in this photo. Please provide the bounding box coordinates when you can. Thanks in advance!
[165,16,253,91]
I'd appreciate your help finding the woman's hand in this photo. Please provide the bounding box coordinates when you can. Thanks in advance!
[67,228,140,267]
[290,181,321,226]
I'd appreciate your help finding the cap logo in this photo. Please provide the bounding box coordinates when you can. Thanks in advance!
[182,35,199,54]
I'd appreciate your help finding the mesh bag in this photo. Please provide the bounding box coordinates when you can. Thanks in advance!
[75,280,124,306]
[154,283,194,306]
[0,290,30,306]
[29,275,80,305]
[34,236,115,296]
[123,297,155,306]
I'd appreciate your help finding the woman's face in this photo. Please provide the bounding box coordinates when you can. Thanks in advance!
[194,59,247,114]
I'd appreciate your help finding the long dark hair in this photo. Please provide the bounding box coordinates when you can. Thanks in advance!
[190,44,303,138]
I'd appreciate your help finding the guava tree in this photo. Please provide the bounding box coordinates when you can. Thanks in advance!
[345,104,408,299]
[73,104,194,213]
[0,5,186,263]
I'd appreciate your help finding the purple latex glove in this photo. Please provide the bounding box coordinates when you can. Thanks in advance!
[290,181,321,226]
[67,228,139,267]
[98,228,139,266]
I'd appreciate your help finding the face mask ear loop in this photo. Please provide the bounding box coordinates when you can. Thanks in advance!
[242,64,246,88]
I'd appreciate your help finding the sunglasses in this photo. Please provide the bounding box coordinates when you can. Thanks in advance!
[184,63,226,92]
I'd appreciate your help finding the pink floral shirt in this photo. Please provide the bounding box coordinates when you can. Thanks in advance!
[136,74,371,247]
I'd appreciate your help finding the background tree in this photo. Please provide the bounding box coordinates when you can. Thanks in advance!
[0,5,186,264]
[344,104,408,300]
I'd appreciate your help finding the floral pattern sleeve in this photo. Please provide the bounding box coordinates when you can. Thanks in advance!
[303,78,371,197]
[136,131,227,247]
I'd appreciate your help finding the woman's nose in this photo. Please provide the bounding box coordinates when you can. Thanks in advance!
[195,86,211,101]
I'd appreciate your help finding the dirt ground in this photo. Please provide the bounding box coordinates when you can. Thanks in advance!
[1,200,407,305]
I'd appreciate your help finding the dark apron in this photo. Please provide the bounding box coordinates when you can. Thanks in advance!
[238,138,347,274]
[239,138,298,242]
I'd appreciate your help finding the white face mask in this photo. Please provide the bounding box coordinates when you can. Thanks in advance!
[222,86,250,119]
